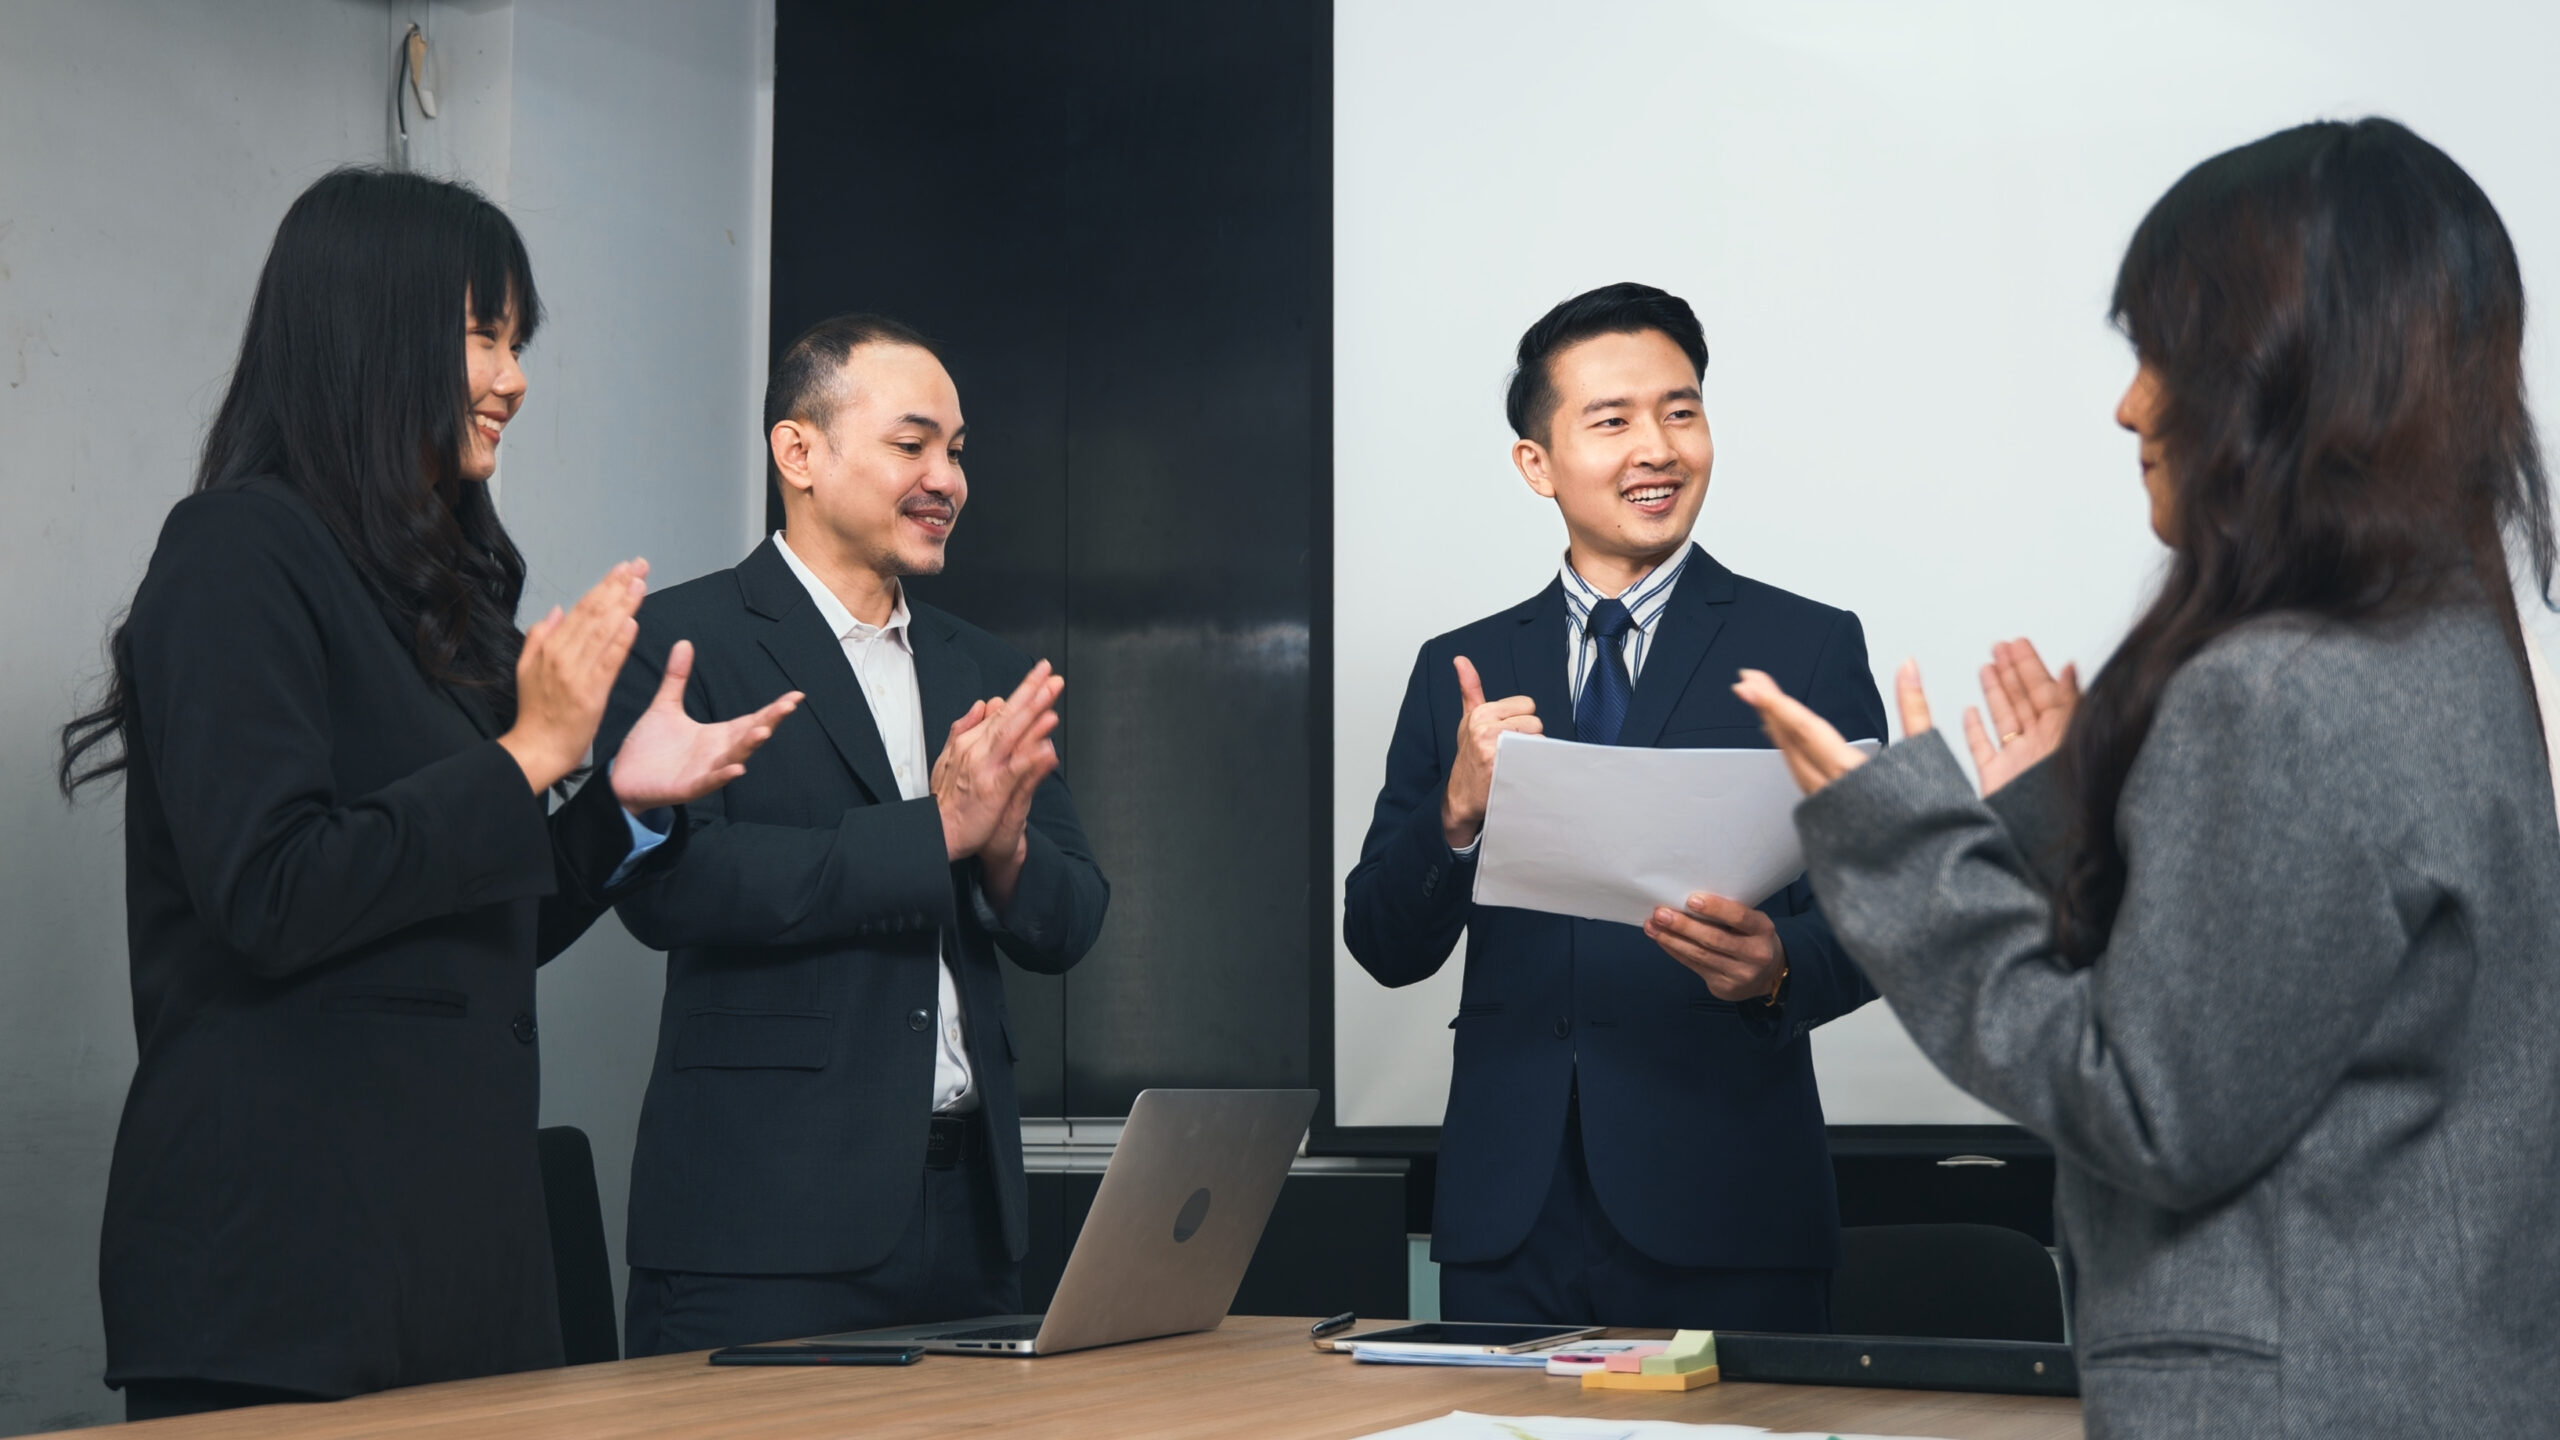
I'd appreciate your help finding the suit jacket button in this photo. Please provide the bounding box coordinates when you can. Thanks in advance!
[511,1013,537,1044]
[1553,1016,1572,1039]
[907,1009,931,1032]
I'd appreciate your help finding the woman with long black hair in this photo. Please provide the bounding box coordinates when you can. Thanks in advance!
[61,168,799,1420]
[1736,119,2560,1435]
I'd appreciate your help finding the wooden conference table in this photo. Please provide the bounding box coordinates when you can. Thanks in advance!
[92,1318,2082,1439]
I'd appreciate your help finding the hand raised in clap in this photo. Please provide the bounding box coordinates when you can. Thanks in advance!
[610,639,802,811]
[1440,655,1542,850]
[932,661,1064,873]
[930,688,1058,912]
[1731,660,1925,797]
[1961,639,2077,796]
[1736,641,2076,800]
[499,560,650,792]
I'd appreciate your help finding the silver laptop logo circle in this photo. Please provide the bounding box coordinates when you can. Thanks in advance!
[1172,1187,1212,1242]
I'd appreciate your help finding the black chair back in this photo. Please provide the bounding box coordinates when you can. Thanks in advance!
[537,1125,622,1365]
[1831,1222,2065,1343]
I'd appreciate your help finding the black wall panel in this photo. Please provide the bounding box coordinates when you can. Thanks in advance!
[772,0,1325,1115]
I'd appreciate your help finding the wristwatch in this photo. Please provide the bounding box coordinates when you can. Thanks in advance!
[1761,959,1790,1007]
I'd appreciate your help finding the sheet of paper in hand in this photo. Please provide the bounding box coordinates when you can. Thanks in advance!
[1470,732,1880,926]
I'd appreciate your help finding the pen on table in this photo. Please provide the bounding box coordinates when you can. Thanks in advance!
[1311,1312,1357,1339]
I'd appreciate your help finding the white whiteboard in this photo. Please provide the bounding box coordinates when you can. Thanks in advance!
[1331,0,2560,1129]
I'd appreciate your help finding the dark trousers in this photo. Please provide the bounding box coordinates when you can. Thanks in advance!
[123,1379,320,1422]
[625,1137,1021,1356]
[1438,1095,1833,1332]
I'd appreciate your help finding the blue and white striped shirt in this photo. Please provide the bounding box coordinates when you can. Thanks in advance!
[1560,544,1692,707]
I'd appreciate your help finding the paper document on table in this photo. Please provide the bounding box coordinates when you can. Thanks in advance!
[1351,1414,1952,1440]
[1471,733,1878,926]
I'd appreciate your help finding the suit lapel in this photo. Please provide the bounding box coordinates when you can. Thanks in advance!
[739,540,902,806]
[359,586,498,740]
[1506,579,1576,738]
[909,607,984,768]
[1616,545,1737,749]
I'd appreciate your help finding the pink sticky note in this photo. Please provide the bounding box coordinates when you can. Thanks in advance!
[1604,1345,1669,1373]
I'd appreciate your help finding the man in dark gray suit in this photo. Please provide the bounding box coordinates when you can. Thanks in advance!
[600,313,1109,1355]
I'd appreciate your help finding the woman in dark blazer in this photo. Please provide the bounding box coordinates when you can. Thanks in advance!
[1735,119,2560,1437]
[58,170,799,1420]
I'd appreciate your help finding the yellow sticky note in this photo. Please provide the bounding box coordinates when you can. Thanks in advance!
[1639,1330,1717,1375]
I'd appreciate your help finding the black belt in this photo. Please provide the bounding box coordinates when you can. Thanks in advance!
[925,1110,981,1171]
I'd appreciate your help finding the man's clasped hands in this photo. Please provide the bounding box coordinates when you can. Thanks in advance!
[933,661,1068,912]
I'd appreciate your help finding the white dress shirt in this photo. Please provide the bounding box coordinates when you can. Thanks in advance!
[774,532,976,1114]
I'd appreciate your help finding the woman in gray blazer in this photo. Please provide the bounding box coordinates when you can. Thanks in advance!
[1736,119,2560,1437]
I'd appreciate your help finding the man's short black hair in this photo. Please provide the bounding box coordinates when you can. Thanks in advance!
[1504,282,1709,445]
[764,312,941,442]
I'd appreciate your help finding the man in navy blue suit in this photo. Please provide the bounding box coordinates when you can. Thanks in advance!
[1344,282,1886,1331]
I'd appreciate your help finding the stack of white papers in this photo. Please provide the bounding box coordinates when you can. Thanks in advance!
[1472,734,1876,926]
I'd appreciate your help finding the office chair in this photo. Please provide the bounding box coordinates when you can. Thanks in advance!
[537,1125,622,1365]
[1831,1223,2066,1343]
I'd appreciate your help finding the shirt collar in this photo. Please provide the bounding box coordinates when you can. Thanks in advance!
[1559,543,1693,636]
[772,530,912,648]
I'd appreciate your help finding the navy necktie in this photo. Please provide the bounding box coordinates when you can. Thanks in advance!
[1575,597,1636,745]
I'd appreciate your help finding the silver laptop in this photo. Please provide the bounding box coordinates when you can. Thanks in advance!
[819,1087,1319,1356]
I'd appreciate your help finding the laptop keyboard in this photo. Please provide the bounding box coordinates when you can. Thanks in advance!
[934,1321,1043,1342]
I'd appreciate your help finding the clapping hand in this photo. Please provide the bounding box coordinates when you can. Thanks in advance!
[972,701,1050,909]
[933,661,1065,907]
[1731,663,1896,797]
[610,639,803,810]
[1734,639,2076,800]
[500,560,650,792]
[1961,639,2077,796]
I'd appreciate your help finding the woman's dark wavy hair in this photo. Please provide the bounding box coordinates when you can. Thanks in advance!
[60,168,541,795]
[2057,117,2555,960]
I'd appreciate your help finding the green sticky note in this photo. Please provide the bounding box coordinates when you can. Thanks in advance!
[1639,1330,1717,1375]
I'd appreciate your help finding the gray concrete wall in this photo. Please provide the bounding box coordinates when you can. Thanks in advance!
[505,0,774,1341]
[0,2,767,1430]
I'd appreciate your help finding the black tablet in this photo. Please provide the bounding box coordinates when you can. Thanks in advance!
[709,1341,926,1366]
